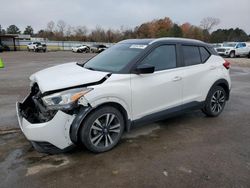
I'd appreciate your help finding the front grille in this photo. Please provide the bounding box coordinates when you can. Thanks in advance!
[216,48,226,52]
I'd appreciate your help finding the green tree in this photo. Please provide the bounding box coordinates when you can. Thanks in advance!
[23,25,34,35]
[210,28,249,43]
[6,25,21,34]
[168,24,183,37]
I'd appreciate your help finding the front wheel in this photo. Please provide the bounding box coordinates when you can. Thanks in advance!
[229,51,235,58]
[202,86,227,117]
[80,106,124,153]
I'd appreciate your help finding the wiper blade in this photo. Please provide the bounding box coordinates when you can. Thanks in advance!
[85,67,98,71]
[76,62,84,67]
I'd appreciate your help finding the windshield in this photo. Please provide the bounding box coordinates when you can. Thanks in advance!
[84,43,146,73]
[223,43,236,47]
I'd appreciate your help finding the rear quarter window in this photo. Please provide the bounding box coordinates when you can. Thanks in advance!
[199,47,211,62]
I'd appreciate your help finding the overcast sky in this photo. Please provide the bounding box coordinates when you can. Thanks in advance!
[0,0,249,34]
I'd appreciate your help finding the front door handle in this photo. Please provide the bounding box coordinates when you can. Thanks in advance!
[172,76,182,81]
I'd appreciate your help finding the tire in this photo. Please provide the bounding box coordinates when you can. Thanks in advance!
[80,106,124,153]
[202,86,227,117]
[229,51,235,58]
[248,52,250,58]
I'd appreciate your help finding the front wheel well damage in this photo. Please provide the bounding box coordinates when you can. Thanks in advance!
[71,102,131,145]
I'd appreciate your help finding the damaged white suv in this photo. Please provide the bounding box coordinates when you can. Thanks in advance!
[17,38,231,153]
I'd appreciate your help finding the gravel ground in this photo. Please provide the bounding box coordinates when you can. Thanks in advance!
[0,51,250,188]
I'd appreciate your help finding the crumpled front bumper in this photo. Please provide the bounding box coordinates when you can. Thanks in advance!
[16,98,75,151]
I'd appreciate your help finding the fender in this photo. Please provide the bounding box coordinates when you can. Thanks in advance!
[207,79,230,100]
[89,97,132,120]
[69,97,132,144]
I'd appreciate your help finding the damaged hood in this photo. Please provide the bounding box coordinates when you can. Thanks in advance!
[30,62,109,93]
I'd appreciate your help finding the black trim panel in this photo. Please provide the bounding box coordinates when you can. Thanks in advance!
[69,106,92,144]
[131,101,204,127]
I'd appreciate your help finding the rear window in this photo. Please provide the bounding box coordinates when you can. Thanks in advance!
[182,45,210,66]
[183,46,201,66]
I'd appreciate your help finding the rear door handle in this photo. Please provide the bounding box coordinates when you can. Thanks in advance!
[172,76,182,81]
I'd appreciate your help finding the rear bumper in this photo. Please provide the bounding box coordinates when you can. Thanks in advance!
[16,100,75,151]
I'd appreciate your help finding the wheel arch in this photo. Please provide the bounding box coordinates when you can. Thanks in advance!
[208,79,230,100]
[69,101,131,145]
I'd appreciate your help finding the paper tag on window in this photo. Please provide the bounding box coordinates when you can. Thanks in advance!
[129,44,147,49]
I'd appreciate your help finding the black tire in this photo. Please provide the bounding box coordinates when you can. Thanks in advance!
[80,106,124,153]
[248,52,250,58]
[229,51,235,58]
[202,86,227,117]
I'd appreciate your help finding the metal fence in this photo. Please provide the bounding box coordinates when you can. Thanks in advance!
[16,40,114,51]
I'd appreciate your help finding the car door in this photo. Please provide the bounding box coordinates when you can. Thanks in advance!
[130,44,183,120]
[180,45,215,105]
[236,43,246,55]
[241,43,248,55]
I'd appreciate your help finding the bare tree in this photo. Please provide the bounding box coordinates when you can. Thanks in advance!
[65,25,73,37]
[74,26,88,37]
[56,20,67,35]
[47,21,55,32]
[200,17,220,32]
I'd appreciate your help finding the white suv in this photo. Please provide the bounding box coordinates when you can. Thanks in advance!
[216,42,250,58]
[17,38,231,153]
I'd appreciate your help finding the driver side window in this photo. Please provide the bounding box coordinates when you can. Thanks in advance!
[140,45,177,71]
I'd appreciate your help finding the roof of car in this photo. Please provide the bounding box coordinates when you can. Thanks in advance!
[119,37,206,46]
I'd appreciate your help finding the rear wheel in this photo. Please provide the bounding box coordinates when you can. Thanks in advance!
[202,86,226,117]
[80,106,124,153]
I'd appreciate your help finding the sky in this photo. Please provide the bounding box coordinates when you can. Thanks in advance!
[0,0,249,34]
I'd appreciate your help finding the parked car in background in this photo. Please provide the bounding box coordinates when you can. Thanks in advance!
[17,38,231,154]
[212,43,223,51]
[216,42,250,58]
[27,42,47,52]
[72,45,90,53]
[90,44,108,53]
[0,43,10,52]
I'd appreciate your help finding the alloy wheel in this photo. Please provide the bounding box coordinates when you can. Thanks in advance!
[210,90,225,113]
[89,113,121,148]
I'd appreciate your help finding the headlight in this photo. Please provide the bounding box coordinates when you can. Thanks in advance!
[42,88,93,110]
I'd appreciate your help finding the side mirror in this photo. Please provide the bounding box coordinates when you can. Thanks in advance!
[134,64,155,74]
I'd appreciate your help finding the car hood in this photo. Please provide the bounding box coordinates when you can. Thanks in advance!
[30,62,109,93]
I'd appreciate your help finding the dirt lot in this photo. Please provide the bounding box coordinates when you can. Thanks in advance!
[0,51,250,188]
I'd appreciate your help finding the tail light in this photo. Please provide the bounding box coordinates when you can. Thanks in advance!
[223,60,230,69]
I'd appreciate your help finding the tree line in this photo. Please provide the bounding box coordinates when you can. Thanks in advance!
[0,17,249,43]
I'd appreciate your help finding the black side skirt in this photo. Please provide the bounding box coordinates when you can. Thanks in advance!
[131,101,205,127]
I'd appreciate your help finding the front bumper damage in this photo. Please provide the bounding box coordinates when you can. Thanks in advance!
[16,86,77,153]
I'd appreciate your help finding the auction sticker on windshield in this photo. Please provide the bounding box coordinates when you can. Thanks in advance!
[129,44,148,49]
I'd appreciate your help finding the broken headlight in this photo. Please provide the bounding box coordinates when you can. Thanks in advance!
[42,88,92,110]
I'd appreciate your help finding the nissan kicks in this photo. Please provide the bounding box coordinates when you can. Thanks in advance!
[16,38,231,153]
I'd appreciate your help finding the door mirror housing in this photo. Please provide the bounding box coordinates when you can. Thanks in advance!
[134,64,155,74]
